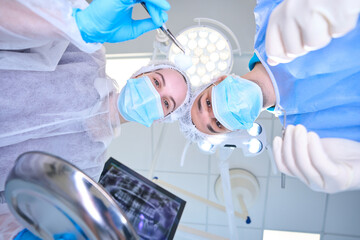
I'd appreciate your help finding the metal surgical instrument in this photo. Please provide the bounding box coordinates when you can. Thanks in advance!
[141,2,186,53]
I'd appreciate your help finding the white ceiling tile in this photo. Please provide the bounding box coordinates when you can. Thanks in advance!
[153,172,209,224]
[106,122,152,171]
[152,122,210,174]
[264,177,327,232]
[174,223,207,240]
[238,227,264,240]
[206,225,263,240]
[325,191,360,236]
[323,234,360,240]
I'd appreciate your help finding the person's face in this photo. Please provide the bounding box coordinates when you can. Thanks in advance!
[191,75,232,135]
[139,68,188,117]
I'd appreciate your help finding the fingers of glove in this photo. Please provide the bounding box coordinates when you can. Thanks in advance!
[273,136,293,176]
[282,125,310,183]
[281,125,295,174]
[308,132,354,192]
[143,0,171,11]
[145,2,168,26]
[280,20,308,58]
[266,4,294,66]
[307,131,339,178]
[265,25,294,65]
[281,125,304,178]
[128,18,160,39]
[283,125,308,184]
[330,13,359,38]
[266,23,290,66]
[293,125,323,187]
[302,12,332,51]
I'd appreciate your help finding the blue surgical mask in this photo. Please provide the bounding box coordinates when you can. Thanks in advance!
[117,76,164,127]
[211,76,263,130]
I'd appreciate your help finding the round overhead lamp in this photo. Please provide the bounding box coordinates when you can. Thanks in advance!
[168,18,241,88]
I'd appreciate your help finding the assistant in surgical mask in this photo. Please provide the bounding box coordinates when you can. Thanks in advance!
[117,76,164,127]
[211,76,263,131]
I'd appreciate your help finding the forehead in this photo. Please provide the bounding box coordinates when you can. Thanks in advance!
[150,68,188,107]
[155,68,185,82]
[190,86,214,134]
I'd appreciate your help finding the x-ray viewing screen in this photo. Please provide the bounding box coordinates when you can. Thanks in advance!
[99,158,186,240]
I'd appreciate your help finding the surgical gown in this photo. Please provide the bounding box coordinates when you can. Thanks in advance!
[0,0,120,238]
[253,0,360,142]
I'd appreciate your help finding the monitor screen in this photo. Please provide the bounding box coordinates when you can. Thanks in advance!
[99,158,186,240]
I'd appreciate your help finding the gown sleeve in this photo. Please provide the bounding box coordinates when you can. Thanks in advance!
[0,0,101,71]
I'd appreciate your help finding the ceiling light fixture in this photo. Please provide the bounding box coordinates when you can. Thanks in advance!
[168,18,241,88]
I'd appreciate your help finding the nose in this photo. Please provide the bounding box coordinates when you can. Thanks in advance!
[208,109,215,119]
[198,107,216,123]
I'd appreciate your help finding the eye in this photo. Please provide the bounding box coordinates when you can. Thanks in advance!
[206,99,211,108]
[215,120,222,129]
[154,79,160,87]
[164,99,169,109]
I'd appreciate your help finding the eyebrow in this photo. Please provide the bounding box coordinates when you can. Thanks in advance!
[207,124,220,134]
[170,96,176,112]
[197,94,203,112]
[155,71,165,86]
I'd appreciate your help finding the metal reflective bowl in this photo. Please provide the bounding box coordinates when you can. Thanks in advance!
[5,151,139,240]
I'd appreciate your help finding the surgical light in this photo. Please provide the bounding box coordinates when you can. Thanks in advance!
[168,18,241,88]
[198,140,215,153]
[247,122,262,136]
[247,138,263,154]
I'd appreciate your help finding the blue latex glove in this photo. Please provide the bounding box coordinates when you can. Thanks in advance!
[15,229,76,240]
[73,0,170,43]
[14,229,41,240]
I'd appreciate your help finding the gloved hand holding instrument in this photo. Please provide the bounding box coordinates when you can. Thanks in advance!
[73,0,170,43]
[273,124,360,193]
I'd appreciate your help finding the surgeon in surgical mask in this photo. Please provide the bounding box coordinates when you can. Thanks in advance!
[0,0,192,237]
[0,59,190,239]
[118,62,190,127]
[179,0,360,194]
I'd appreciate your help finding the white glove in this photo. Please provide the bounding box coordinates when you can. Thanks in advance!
[265,0,360,66]
[273,124,360,193]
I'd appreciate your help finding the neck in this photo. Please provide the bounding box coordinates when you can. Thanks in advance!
[110,92,128,124]
[118,111,128,124]
[241,62,276,109]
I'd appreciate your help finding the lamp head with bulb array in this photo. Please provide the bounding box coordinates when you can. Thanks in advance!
[168,24,234,88]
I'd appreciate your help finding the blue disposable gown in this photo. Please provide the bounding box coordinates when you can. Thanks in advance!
[253,0,360,142]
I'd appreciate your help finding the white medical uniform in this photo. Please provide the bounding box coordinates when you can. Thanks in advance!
[0,0,121,238]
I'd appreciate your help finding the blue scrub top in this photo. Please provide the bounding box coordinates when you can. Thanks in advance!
[252,0,360,141]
